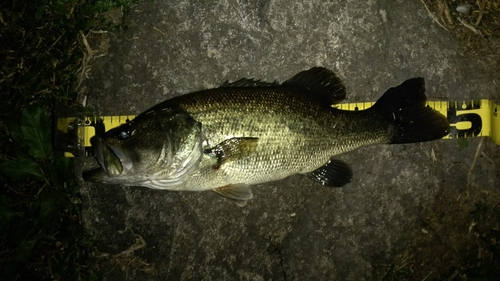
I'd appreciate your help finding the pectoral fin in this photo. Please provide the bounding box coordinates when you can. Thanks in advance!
[308,159,353,187]
[204,137,259,169]
[213,184,253,207]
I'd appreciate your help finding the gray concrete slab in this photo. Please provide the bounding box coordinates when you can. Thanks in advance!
[77,0,499,280]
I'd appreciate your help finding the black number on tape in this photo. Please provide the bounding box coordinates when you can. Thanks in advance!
[447,107,482,138]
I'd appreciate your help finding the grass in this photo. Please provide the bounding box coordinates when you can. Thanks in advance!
[0,0,498,280]
[420,0,500,55]
[0,0,137,280]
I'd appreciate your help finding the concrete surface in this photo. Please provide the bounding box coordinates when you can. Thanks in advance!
[77,0,499,280]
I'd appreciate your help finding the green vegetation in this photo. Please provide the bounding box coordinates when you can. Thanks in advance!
[1,0,498,280]
[0,0,137,280]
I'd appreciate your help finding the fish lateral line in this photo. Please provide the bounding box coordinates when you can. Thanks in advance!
[73,67,492,206]
[58,99,499,158]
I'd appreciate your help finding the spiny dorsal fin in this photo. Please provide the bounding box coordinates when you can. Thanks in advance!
[220,78,279,88]
[282,67,346,105]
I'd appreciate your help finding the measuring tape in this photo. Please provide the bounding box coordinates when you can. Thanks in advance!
[337,99,499,141]
[54,100,499,157]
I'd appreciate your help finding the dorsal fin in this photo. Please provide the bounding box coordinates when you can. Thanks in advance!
[220,78,279,88]
[282,67,346,105]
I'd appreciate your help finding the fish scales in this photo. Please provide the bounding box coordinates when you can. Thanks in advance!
[83,67,449,205]
[167,88,389,190]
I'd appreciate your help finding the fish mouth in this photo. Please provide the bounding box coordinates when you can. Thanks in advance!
[88,135,134,178]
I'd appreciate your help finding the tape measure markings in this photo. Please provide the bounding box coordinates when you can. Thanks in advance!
[61,100,500,157]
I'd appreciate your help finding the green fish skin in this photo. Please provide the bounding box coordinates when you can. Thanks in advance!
[83,67,449,205]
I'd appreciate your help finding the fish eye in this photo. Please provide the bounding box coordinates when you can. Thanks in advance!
[119,131,130,139]
[116,123,134,139]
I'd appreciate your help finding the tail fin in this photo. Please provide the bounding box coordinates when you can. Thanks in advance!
[372,78,449,144]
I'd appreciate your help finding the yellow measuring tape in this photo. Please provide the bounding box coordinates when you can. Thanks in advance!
[336,99,499,142]
[56,100,499,157]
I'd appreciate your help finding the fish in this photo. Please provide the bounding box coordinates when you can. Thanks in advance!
[83,67,450,206]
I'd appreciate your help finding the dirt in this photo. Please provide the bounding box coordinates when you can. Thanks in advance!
[376,139,500,280]
[376,2,500,279]
[77,1,500,280]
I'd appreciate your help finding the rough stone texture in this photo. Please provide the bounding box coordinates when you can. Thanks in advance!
[77,0,499,280]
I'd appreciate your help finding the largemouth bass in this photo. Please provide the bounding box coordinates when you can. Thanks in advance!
[83,67,449,205]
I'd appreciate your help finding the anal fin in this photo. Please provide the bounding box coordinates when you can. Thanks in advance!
[213,184,253,207]
[308,159,353,187]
